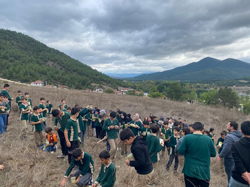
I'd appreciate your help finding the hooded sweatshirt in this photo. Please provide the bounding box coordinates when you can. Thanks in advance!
[129,136,153,175]
[219,130,242,159]
[231,137,250,185]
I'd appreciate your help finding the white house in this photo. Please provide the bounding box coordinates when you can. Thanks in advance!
[93,88,103,93]
[31,80,44,86]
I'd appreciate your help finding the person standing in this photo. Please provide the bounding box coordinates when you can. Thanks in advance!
[229,121,250,187]
[178,122,216,187]
[217,121,243,184]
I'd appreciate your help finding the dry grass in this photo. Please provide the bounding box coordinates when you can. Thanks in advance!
[0,80,248,187]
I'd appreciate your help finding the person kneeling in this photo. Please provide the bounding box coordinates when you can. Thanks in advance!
[40,127,58,153]
[60,148,94,187]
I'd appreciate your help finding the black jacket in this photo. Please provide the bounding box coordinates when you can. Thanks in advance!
[232,137,250,185]
[129,136,153,175]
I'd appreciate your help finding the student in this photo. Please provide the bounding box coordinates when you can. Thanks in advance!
[64,107,81,164]
[101,114,110,152]
[189,124,194,133]
[102,111,120,160]
[66,107,71,114]
[146,124,163,165]
[24,92,32,109]
[183,120,188,127]
[129,114,142,136]
[0,94,7,136]
[30,106,44,147]
[92,150,116,187]
[85,110,92,137]
[52,109,71,158]
[204,130,210,136]
[161,121,172,156]
[90,109,96,137]
[120,112,128,155]
[1,84,13,108]
[40,127,58,152]
[141,120,151,140]
[46,100,53,115]
[16,90,23,107]
[230,121,250,187]
[217,121,243,183]
[209,128,215,143]
[58,99,67,111]
[39,97,48,130]
[120,128,154,187]
[94,110,102,139]
[77,105,91,144]
[166,127,181,172]
[3,96,10,130]
[216,130,227,170]
[60,148,94,187]
[19,98,30,138]
[175,127,191,169]
[178,122,216,187]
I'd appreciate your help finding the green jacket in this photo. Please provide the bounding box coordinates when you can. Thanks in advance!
[216,137,224,154]
[129,120,142,136]
[140,126,151,139]
[19,104,29,120]
[161,127,172,141]
[102,118,120,139]
[65,152,94,177]
[31,114,43,132]
[54,112,71,132]
[95,163,116,187]
[16,95,23,106]
[1,90,11,101]
[65,118,78,141]
[178,134,216,180]
[169,135,181,155]
[78,108,90,131]
[146,134,163,163]
[39,103,47,117]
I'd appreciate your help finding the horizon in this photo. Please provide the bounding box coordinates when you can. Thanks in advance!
[1,0,250,74]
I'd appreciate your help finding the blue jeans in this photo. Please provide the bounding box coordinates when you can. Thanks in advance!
[0,115,5,134]
[224,157,235,183]
[70,170,92,186]
[229,177,249,187]
[40,144,56,152]
[81,131,85,143]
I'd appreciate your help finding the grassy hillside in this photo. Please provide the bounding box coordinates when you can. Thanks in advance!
[0,79,248,187]
[132,57,250,81]
[0,29,128,89]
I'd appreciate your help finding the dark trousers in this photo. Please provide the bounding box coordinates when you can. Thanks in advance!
[68,140,79,164]
[184,174,209,187]
[70,170,92,186]
[167,154,179,170]
[162,141,170,155]
[58,130,68,156]
[224,157,235,183]
[96,126,101,139]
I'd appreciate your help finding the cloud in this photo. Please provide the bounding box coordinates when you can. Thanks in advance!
[1,0,250,74]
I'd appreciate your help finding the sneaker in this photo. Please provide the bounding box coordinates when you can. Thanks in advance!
[121,151,124,155]
[57,155,66,158]
[23,136,28,139]
[166,167,170,171]
[174,170,177,175]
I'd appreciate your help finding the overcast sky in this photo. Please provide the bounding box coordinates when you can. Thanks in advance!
[1,0,250,75]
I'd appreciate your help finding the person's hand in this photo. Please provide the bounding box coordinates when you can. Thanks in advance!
[109,126,114,129]
[54,127,59,131]
[60,178,67,186]
[92,183,97,187]
[75,176,81,184]
[216,156,221,162]
[125,159,130,166]
[175,152,178,156]
[242,172,250,185]
[6,111,9,114]
[160,133,163,136]
[115,125,119,130]
[164,139,167,142]
[142,134,146,136]
[86,105,89,109]
[66,141,71,147]
[135,125,139,129]
[121,125,123,128]
[0,165,4,170]
[11,98,14,101]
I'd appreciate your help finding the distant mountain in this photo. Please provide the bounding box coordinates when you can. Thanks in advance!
[0,29,128,89]
[106,73,153,79]
[132,57,250,81]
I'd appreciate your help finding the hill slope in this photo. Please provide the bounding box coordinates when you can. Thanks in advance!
[0,29,127,89]
[132,57,250,81]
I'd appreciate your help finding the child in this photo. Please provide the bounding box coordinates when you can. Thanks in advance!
[0,94,7,136]
[40,127,58,152]
[3,96,10,130]
[141,120,151,139]
[101,114,110,152]
[91,109,96,137]
[204,130,210,136]
[128,114,142,136]
[39,97,48,130]
[19,97,30,138]
[120,112,128,155]
[92,150,116,187]
[66,107,71,114]
[59,99,67,111]
[166,127,181,173]
[85,110,92,137]
[216,130,227,170]
[30,106,44,147]
[94,110,102,139]
[52,109,71,158]
[210,128,215,143]
[46,100,53,116]
[161,121,172,156]
[102,111,120,160]
[16,90,23,112]
[146,124,163,165]
[120,128,154,187]
[60,148,94,187]
[24,92,32,109]
[64,107,81,164]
